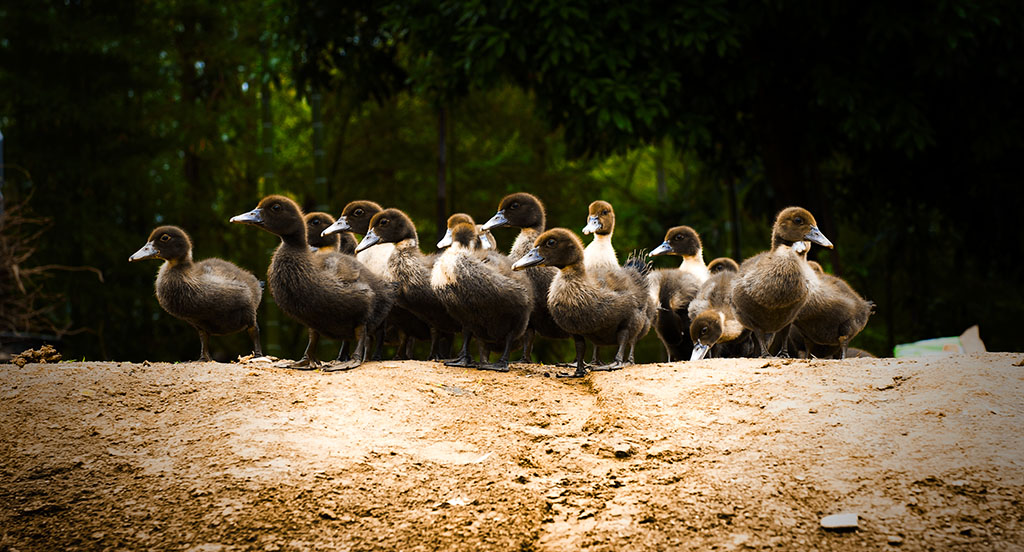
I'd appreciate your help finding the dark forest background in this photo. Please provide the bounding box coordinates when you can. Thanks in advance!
[1,0,1022,363]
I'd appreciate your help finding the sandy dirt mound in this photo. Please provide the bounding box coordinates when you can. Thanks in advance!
[1,354,1022,550]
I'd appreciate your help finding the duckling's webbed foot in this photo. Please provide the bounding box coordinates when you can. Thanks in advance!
[444,330,476,367]
[476,359,509,372]
[288,356,321,370]
[556,335,589,377]
[591,361,631,372]
[322,356,362,372]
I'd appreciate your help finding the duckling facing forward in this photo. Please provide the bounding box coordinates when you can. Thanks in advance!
[730,207,833,357]
[306,212,356,255]
[513,228,654,377]
[129,225,262,361]
[437,213,497,252]
[231,196,394,370]
[481,193,571,362]
[581,200,619,276]
[432,222,532,371]
[707,257,740,274]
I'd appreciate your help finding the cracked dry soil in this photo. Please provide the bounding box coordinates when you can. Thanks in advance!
[1,353,1022,551]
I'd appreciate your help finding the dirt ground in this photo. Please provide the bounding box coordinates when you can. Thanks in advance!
[1,353,1022,551]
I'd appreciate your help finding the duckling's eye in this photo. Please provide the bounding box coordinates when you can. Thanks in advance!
[511,202,520,210]
[271,203,282,212]
[673,234,682,241]
[794,216,804,225]
[545,238,556,247]
[700,326,708,335]
[311,219,320,226]
[602,210,609,216]
[379,219,389,226]
[160,234,171,242]
[354,209,364,216]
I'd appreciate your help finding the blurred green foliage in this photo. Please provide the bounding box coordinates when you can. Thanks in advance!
[1,0,1021,362]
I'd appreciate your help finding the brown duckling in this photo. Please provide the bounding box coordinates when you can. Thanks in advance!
[512,228,655,377]
[687,269,756,360]
[793,270,874,359]
[436,213,497,252]
[231,195,394,370]
[581,200,619,276]
[129,225,262,361]
[322,200,393,275]
[306,212,356,255]
[648,226,709,362]
[707,257,740,274]
[431,222,533,371]
[356,208,461,360]
[481,193,571,362]
[730,207,833,357]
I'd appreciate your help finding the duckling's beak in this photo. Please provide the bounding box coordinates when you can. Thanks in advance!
[481,210,509,231]
[690,342,711,361]
[322,216,350,237]
[804,226,833,249]
[511,247,545,270]
[582,215,602,235]
[436,228,453,249]
[478,233,493,250]
[230,207,264,226]
[128,241,159,262]
[649,241,673,256]
[355,228,381,252]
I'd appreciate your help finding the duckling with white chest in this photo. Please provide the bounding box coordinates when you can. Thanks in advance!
[437,213,497,252]
[513,228,655,377]
[730,207,833,357]
[129,225,262,361]
[432,222,533,371]
[581,200,619,276]
[231,195,394,370]
[647,226,709,361]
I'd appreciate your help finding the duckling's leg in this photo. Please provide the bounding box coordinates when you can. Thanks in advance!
[592,329,631,371]
[590,344,603,366]
[393,333,410,360]
[478,333,513,372]
[838,335,850,360]
[371,325,385,361]
[197,329,212,362]
[324,327,366,371]
[247,323,263,357]
[290,329,321,369]
[427,328,441,360]
[445,330,476,367]
[335,341,349,362]
[754,331,773,358]
[515,329,535,364]
[774,326,792,358]
[557,335,589,378]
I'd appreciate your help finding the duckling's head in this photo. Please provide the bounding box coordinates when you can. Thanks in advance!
[512,228,583,270]
[481,192,545,231]
[437,213,475,248]
[231,195,305,239]
[689,310,725,360]
[650,226,702,258]
[356,208,417,252]
[322,200,384,237]
[305,212,338,251]
[707,257,740,274]
[807,260,824,274]
[129,225,192,263]
[449,222,478,251]
[772,207,833,249]
[582,200,615,236]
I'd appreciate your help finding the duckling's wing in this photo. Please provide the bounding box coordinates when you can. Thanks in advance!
[197,259,261,305]
[318,251,365,283]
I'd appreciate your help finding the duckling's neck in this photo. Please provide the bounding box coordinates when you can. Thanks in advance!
[558,262,587,280]
[279,229,308,250]
[678,250,709,283]
[164,252,194,270]
[510,228,541,260]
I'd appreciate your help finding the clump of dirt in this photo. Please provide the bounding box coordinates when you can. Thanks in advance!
[11,344,61,367]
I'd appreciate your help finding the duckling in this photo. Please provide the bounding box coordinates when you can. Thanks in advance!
[481,193,571,362]
[793,270,874,359]
[730,207,833,357]
[322,200,393,275]
[129,225,262,361]
[306,212,356,255]
[231,195,394,370]
[432,222,533,371]
[322,200,430,358]
[436,213,497,252]
[512,228,655,377]
[581,200,619,276]
[707,257,740,274]
[356,208,461,359]
[648,226,710,362]
[687,269,756,360]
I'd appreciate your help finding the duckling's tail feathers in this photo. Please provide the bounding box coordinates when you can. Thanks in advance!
[624,249,654,285]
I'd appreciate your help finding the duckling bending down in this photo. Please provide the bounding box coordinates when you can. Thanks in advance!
[481,193,571,363]
[513,228,655,377]
[687,269,756,361]
[129,225,262,361]
[647,226,709,362]
[231,196,394,370]
[322,200,431,359]
[431,222,533,371]
[730,207,833,358]
[707,257,740,274]
[305,212,356,255]
[437,213,497,252]
[793,270,874,359]
[356,208,461,360]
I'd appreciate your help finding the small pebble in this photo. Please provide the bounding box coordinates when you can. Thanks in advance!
[820,512,858,531]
